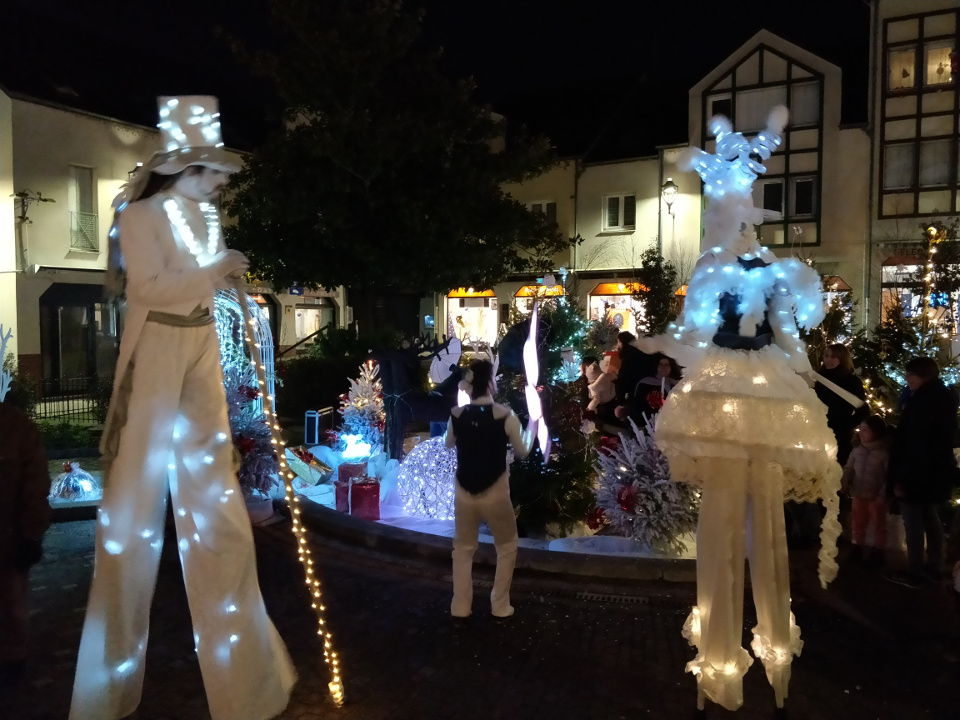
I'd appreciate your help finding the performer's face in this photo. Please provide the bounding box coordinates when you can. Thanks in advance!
[175,166,230,202]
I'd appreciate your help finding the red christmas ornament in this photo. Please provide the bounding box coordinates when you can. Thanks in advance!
[598,436,620,455]
[586,507,606,530]
[238,385,260,400]
[237,435,257,455]
[645,390,664,411]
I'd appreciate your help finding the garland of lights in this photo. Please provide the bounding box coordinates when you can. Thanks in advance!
[163,197,221,261]
[235,281,345,706]
[396,436,458,520]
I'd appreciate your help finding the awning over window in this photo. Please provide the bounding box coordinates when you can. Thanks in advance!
[589,281,686,296]
[448,288,496,298]
[514,285,564,297]
[589,282,648,296]
[821,275,852,292]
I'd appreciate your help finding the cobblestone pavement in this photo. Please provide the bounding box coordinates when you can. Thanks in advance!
[3,518,957,720]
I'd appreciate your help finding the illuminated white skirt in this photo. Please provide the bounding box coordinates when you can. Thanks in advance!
[656,344,840,500]
[656,344,842,587]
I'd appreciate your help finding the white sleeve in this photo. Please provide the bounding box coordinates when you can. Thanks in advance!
[121,203,219,305]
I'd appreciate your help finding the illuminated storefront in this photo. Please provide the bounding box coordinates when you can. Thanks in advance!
[513,284,565,314]
[446,288,499,344]
[587,282,649,334]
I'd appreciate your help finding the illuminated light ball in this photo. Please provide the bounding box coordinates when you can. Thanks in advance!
[396,436,458,520]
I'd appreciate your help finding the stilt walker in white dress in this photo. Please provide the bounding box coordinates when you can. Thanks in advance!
[636,107,858,713]
[69,96,296,720]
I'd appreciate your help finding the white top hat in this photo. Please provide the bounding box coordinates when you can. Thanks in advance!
[150,95,240,175]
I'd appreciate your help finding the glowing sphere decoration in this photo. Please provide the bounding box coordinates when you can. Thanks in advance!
[396,437,458,520]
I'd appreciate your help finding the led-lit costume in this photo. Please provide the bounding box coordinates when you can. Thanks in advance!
[636,107,844,712]
[69,97,296,720]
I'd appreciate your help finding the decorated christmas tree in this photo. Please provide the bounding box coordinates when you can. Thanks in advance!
[852,220,960,417]
[339,359,386,453]
[595,416,699,554]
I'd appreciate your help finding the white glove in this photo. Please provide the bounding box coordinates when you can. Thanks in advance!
[209,249,249,280]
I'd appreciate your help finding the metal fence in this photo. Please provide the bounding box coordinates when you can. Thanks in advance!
[33,376,110,424]
[70,211,99,252]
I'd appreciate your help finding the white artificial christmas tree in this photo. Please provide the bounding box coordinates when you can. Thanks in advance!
[595,416,699,555]
[339,359,386,454]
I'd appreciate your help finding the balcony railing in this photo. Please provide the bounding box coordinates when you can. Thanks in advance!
[70,211,99,252]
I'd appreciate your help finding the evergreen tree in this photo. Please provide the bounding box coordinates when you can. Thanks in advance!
[223,0,574,334]
[630,248,681,334]
[852,220,960,417]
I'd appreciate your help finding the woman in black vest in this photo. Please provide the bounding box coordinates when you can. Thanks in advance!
[445,359,537,621]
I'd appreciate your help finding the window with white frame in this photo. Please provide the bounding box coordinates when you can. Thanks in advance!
[68,165,97,252]
[603,193,636,231]
[527,201,557,226]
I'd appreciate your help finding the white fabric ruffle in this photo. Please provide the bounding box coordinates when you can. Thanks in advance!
[657,345,842,588]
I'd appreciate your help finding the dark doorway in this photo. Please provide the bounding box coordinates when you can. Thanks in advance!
[39,283,119,392]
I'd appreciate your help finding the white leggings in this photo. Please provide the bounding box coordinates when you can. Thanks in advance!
[451,474,519,618]
[684,459,799,711]
[69,322,295,720]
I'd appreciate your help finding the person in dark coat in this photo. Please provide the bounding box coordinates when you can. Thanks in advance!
[814,343,867,465]
[886,356,959,588]
[0,402,52,688]
[613,331,658,425]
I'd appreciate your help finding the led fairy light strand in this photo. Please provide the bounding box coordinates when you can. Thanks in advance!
[234,283,345,706]
[163,199,220,261]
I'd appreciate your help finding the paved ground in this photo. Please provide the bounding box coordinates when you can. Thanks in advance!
[3,517,958,720]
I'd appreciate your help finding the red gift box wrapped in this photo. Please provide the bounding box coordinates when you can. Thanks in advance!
[338,462,367,483]
[334,478,380,520]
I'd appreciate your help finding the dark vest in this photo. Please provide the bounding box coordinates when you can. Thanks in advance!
[451,404,509,495]
[713,255,774,351]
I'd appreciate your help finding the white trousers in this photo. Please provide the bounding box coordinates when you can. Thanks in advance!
[685,459,800,711]
[451,474,518,618]
[70,322,296,720]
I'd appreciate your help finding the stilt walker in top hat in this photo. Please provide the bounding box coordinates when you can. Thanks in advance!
[69,96,296,720]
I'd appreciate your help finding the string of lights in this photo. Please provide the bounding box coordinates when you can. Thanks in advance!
[235,284,345,706]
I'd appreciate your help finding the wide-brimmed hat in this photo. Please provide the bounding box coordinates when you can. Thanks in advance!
[149,95,240,175]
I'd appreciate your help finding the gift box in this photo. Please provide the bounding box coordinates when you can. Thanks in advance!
[335,477,381,520]
[285,447,331,486]
[338,462,367,484]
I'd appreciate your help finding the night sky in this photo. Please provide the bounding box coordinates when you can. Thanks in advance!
[1,0,871,155]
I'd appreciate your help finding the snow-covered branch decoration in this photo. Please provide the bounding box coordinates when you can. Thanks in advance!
[595,416,699,555]
[0,325,11,402]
